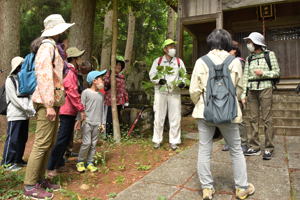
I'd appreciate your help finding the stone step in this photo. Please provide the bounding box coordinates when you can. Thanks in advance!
[243,117,300,127]
[244,109,300,118]
[246,125,300,136]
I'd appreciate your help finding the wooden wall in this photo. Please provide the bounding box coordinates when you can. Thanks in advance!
[182,0,222,18]
[182,1,300,78]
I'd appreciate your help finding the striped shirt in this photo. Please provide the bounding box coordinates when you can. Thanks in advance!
[241,50,280,99]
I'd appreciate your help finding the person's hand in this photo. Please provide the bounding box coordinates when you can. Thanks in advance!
[46,107,56,121]
[254,69,263,76]
[74,120,81,130]
[178,82,185,89]
[80,111,86,121]
[26,108,36,118]
[241,98,247,106]
[98,124,105,133]
[124,102,129,107]
[158,79,167,85]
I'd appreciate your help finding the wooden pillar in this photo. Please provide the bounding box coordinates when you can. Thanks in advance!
[216,12,223,29]
[176,0,184,59]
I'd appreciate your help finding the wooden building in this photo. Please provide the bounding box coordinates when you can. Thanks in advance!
[175,0,300,89]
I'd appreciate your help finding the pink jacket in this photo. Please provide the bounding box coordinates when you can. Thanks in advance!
[59,63,84,116]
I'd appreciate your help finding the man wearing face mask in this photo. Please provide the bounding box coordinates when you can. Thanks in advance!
[241,32,280,160]
[149,39,187,150]
[47,47,86,177]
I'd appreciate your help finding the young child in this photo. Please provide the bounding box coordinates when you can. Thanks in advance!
[76,70,107,172]
[1,57,35,171]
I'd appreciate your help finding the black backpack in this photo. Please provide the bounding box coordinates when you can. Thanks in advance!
[248,51,280,88]
[201,55,237,124]
[0,76,17,115]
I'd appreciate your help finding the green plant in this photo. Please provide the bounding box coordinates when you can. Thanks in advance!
[94,151,109,166]
[157,196,167,200]
[136,164,152,171]
[60,189,81,200]
[107,192,118,198]
[117,159,126,171]
[114,175,125,184]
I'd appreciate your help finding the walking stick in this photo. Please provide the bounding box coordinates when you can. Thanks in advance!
[127,106,146,136]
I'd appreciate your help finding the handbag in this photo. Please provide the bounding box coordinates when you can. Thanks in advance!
[53,88,65,107]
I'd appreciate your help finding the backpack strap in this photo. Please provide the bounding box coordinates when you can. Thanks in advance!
[264,51,272,70]
[176,57,180,68]
[201,55,215,71]
[157,57,163,66]
[41,41,56,66]
[9,76,17,90]
[247,55,253,65]
[223,55,236,68]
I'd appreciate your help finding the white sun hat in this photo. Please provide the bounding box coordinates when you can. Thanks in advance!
[41,14,75,37]
[10,56,24,75]
[243,32,266,47]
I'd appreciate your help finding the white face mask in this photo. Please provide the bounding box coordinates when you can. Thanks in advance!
[96,82,104,90]
[168,48,176,57]
[247,43,255,52]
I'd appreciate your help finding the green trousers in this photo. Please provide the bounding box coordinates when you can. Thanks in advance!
[247,88,274,152]
[24,104,59,185]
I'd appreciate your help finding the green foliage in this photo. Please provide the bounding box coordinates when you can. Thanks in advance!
[0,165,24,199]
[20,0,71,56]
[137,164,152,171]
[157,196,167,200]
[60,189,81,200]
[107,192,118,198]
[94,150,109,166]
[114,175,125,184]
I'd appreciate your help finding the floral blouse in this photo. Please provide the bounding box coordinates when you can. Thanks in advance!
[32,39,64,108]
[104,71,129,106]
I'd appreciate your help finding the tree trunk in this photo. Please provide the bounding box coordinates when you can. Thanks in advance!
[0,0,21,135]
[111,0,121,143]
[124,6,136,72]
[101,9,113,70]
[69,0,96,61]
[167,6,176,40]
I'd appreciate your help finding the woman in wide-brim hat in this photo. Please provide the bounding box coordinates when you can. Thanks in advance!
[24,14,75,200]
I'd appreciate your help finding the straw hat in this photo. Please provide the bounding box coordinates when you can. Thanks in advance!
[41,14,75,37]
[10,57,24,75]
[66,47,85,58]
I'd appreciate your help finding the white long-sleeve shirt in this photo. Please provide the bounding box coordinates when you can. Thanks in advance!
[149,55,186,94]
[6,75,34,121]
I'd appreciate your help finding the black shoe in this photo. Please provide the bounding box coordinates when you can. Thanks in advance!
[241,145,248,154]
[263,150,273,160]
[244,148,261,156]
[17,160,27,167]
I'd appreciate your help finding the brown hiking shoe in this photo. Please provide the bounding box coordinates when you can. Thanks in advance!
[236,183,255,199]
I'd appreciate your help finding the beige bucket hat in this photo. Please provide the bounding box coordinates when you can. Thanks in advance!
[10,56,24,75]
[66,47,85,58]
[41,14,75,37]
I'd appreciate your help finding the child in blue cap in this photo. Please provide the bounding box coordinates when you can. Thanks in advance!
[76,70,106,172]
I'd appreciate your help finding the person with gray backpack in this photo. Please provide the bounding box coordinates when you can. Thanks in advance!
[189,29,254,200]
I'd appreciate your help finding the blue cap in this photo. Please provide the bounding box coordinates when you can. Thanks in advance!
[87,70,107,84]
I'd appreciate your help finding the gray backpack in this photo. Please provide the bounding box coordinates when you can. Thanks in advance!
[201,55,237,124]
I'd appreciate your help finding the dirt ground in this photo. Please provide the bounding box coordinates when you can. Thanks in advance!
[0,116,198,200]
